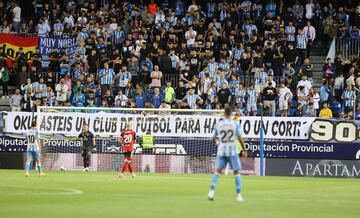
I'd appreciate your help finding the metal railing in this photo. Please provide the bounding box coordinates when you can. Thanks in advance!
[161,74,282,87]
[31,73,282,89]
[335,37,360,62]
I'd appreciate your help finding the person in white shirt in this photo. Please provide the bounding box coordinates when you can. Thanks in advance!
[185,26,197,48]
[155,9,166,29]
[10,88,22,111]
[55,78,68,106]
[303,21,316,57]
[114,91,128,107]
[201,71,212,98]
[297,86,308,112]
[12,3,21,33]
[305,0,315,20]
[64,12,74,29]
[309,87,320,113]
[37,18,51,36]
[278,82,293,117]
[267,76,276,88]
[169,50,179,73]
[297,75,312,96]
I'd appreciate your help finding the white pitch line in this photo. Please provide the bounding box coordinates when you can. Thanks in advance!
[0,185,83,196]
[56,188,83,195]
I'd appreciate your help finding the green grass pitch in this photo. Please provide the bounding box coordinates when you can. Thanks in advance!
[0,170,359,218]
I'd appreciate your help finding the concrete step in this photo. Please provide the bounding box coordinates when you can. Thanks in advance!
[0,98,10,105]
[0,86,16,96]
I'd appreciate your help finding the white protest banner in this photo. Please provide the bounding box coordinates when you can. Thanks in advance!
[5,112,315,139]
[5,112,221,137]
[238,116,315,140]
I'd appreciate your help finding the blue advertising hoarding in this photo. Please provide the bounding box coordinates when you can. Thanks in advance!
[1,135,360,160]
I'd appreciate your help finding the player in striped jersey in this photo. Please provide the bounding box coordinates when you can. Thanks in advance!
[208,107,247,202]
[25,121,45,177]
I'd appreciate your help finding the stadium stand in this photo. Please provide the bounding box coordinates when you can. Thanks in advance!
[0,0,359,118]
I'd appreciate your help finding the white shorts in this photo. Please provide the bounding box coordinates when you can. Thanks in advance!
[279,100,288,110]
[247,104,257,112]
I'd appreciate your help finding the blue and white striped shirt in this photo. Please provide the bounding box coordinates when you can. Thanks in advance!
[235,89,247,105]
[342,90,356,107]
[213,118,241,157]
[243,24,258,37]
[296,34,307,49]
[216,78,228,90]
[26,128,40,152]
[247,89,257,106]
[255,72,268,87]
[208,87,217,102]
[208,62,219,78]
[232,47,244,61]
[113,30,124,45]
[218,62,230,75]
[285,26,296,42]
[99,68,115,85]
[183,94,201,109]
[118,71,132,87]
[77,32,89,42]
[35,83,47,99]
[266,2,277,17]
[53,23,64,36]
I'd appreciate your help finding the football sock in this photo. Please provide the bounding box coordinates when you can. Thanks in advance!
[235,174,242,194]
[37,164,42,174]
[121,163,128,173]
[128,163,133,173]
[210,173,220,191]
[25,163,30,173]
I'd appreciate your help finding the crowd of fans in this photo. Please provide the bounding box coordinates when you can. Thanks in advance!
[0,0,360,119]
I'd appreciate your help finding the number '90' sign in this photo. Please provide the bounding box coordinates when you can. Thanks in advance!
[310,120,358,143]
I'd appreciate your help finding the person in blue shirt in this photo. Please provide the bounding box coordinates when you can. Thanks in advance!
[86,99,97,113]
[319,80,331,103]
[150,87,163,108]
[72,88,86,107]
[134,87,146,108]
[98,62,115,96]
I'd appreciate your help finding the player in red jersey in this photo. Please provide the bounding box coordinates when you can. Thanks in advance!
[118,122,136,179]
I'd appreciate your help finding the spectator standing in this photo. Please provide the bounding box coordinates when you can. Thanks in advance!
[55,78,68,106]
[278,82,293,117]
[262,82,277,117]
[303,21,316,57]
[150,87,163,108]
[183,87,201,109]
[10,88,22,111]
[0,66,9,98]
[12,2,21,33]
[22,88,34,112]
[246,84,258,116]
[341,85,356,114]
[150,65,162,88]
[98,62,115,96]
[164,81,175,104]
[296,29,308,66]
[217,82,231,108]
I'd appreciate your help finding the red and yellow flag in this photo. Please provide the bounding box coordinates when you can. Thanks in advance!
[0,34,38,68]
